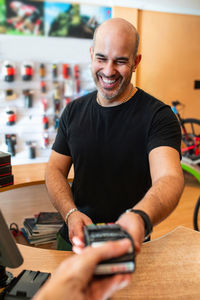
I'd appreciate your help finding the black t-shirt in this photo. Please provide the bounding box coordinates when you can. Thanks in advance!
[53,88,181,239]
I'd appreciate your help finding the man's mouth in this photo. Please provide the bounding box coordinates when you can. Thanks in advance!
[98,75,120,89]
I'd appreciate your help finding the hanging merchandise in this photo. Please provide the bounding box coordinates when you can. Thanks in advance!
[40,80,47,93]
[62,64,70,79]
[40,63,47,93]
[21,62,34,81]
[5,134,17,156]
[5,90,17,101]
[6,107,16,126]
[42,114,49,130]
[40,63,46,78]
[26,141,36,159]
[52,63,58,81]
[54,114,59,130]
[65,97,71,105]
[74,64,80,94]
[53,84,61,113]
[2,61,16,82]
[41,97,48,111]
[43,132,49,148]
[23,90,34,108]
[63,80,73,99]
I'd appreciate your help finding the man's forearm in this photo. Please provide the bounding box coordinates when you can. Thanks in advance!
[133,174,184,226]
[45,166,76,220]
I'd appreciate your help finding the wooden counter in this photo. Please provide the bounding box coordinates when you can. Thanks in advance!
[9,226,200,299]
[0,163,74,192]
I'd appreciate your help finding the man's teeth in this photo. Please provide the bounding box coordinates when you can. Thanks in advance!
[102,78,116,84]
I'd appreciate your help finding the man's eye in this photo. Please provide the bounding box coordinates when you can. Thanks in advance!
[97,58,106,62]
[116,61,126,65]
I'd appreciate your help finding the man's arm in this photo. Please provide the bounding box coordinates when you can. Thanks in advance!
[117,146,184,253]
[45,150,92,243]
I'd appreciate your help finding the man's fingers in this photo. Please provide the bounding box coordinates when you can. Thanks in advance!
[72,236,84,253]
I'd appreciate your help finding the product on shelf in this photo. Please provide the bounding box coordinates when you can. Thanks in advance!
[43,132,49,148]
[5,89,17,101]
[64,97,71,105]
[62,64,71,79]
[53,84,62,113]
[74,64,80,93]
[5,134,17,157]
[23,89,34,108]
[21,61,34,81]
[52,63,58,80]
[2,61,16,82]
[54,114,59,130]
[42,115,49,130]
[41,97,48,111]
[40,80,47,93]
[6,107,16,126]
[63,80,73,98]
[40,63,46,78]
[26,141,36,159]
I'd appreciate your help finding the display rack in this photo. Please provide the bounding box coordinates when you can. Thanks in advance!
[0,58,95,164]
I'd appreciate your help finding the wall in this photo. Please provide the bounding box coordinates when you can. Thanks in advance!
[136,10,200,119]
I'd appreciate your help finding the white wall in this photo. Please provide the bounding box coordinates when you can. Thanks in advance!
[0,35,92,63]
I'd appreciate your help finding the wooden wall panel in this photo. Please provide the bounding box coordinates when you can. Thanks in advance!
[137,10,200,118]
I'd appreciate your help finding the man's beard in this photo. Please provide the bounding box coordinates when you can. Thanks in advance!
[92,68,133,101]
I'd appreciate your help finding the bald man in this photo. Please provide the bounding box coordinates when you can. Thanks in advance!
[45,18,184,252]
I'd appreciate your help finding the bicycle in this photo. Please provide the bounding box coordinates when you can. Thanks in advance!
[193,196,200,231]
[171,101,200,165]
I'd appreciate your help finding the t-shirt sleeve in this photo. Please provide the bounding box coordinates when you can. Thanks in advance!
[147,106,182,158]
[52,107,71,156]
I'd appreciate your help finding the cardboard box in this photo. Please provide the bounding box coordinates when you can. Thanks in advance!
[0,151,11,167]
[0,174,14,188]
[0,165,12,177]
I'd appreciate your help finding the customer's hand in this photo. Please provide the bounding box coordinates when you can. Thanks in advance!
[33,239,132,300]
[68,211,93,246]
[116,212,145,254]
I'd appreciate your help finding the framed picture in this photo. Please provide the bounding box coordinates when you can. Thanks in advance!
[45,2,112,39]
[5,0,44,36]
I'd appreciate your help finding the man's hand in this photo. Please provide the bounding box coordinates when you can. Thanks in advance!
[68,211,93,246]
[116,212,145,254]
[33,239,132,300]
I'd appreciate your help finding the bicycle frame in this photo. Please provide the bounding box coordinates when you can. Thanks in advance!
[181,137,200,156]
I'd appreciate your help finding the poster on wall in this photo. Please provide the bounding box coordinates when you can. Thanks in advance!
[44,2,112,39]
[0,0,6,33]
[5,0,44,36]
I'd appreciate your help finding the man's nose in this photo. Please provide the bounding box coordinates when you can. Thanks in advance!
[103,60,116,77]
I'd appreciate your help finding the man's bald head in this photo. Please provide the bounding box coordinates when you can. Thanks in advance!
[93,18,139,58]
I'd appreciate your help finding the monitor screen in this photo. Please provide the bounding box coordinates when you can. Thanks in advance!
[0,210,23,268]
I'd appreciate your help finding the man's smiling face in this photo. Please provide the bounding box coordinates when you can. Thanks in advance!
[90,20,139,102]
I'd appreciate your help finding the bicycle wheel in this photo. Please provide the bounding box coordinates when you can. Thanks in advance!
[181,118,200,158]
[193,196,200,231]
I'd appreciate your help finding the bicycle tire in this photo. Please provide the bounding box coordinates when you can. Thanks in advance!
[181,118,200,156]
[181,118,200,136]
[193,196,200,231]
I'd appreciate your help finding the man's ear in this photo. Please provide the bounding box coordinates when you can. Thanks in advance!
[89,47,94,60]
[133,54,142,72]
